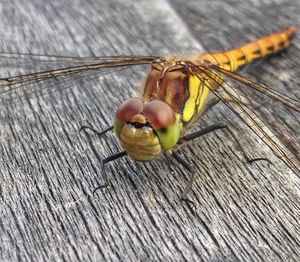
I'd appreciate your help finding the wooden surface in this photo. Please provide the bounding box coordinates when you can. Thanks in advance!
[1,0,300,261]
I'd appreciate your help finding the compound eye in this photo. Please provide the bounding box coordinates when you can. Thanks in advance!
[143,100,176,129]
[116,97,143,123]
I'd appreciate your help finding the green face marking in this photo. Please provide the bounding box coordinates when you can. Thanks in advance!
[114,117,124,138]
[155,116,182,150]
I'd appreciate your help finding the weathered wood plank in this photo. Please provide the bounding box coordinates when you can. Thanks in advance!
[0,0,299,261]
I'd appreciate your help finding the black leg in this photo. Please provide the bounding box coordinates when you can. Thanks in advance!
[93,151,127,194]
[79,123,126,194]
[179,123,226,143]
[172,151,197,206]
[221,125,272,166]
[172,124,227,203]
[179,123,271,166]
[79,125,114,138]
[172,123,271,203]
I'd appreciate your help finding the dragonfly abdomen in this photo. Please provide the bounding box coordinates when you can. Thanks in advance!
[199,26,296,72]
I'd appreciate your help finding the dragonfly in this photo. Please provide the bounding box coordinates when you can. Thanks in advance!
[1,26,299,202]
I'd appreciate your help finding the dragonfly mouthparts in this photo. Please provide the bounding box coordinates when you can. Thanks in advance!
[128,121,151,129]
[126,113,151,128]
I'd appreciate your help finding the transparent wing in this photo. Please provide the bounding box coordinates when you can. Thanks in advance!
[209,65,300,113]
[0,51,159,64]
[0,52,159,104]
[0,53,158,86]
[194,64,300,174]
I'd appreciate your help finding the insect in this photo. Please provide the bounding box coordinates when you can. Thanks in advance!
[1,26,299,202]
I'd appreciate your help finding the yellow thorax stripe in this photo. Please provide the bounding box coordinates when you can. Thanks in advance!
[182,74,210,122]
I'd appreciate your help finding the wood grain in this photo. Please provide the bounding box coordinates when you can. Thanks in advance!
[0,0,300,261]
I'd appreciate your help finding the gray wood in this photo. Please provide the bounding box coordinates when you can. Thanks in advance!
[0,0,300,261]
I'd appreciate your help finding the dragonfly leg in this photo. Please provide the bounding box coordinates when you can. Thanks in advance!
[171,151,197,205]
[173,123,271,204]
[179,123,271,165]
[93,151,127,194]
[221,124,271,165]
[79,125,114,138]
[179,124,226,143]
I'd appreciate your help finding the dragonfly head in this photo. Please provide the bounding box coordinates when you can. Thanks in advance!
[114,97,182,161]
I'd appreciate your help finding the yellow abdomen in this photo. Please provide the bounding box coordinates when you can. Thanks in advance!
[198,26,296,72]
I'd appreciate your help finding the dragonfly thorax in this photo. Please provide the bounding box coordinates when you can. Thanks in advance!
[114,97,182,161]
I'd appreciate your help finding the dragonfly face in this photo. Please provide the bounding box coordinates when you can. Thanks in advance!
[114,97,182,161]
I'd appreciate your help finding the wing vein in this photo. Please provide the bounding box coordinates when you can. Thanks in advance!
[194,64,300,174]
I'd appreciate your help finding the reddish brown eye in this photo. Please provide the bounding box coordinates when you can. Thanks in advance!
[116,97,143,123]
[143,100,176,129]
